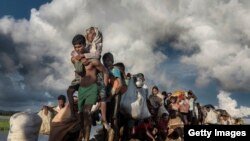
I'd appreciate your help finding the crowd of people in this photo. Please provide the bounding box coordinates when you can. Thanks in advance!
[37,27,244,141]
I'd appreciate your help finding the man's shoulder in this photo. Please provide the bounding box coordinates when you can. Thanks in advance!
[53,106,61,113]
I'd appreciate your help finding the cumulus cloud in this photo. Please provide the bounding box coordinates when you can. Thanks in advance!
[178,0,250,91]
[0,0,250,110]
[217,90,250,118]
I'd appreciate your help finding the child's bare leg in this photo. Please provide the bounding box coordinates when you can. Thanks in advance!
[100,101,110,130]
[98,78,110,130]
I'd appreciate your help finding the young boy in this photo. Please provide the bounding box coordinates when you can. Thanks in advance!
[67,34,87,121]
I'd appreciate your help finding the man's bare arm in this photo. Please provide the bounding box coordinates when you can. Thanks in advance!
[71,57,76,64]
[71,52,85,64]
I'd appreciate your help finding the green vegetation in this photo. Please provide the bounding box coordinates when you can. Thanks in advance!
[0,117,10,133]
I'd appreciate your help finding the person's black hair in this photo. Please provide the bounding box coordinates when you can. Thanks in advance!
[126,73,131,77]
[162,91,167,96]
[137,73,144,78]
[167,92,172,95]
[188,90,193,95]
[89,27,95,31]
[58,95,66,102]
[102,52,113,62]
[152,85,159,91]
[72,34,86,45]
[113,62,125,72]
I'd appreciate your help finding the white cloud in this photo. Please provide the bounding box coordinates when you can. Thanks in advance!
[217,90,250,118]
[0,0,174,93]
[179,0,250,91]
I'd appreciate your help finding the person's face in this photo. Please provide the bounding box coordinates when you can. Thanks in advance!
[104,55,114,68]
[87,29,96,43]
[162,94,166,99]
[58,100,65,108]
[135,77,143,88]
[170,98,175,103]
[206,107,210,112]
[152,88,158,95]
[223,116,228,120]
[74,43,84,54]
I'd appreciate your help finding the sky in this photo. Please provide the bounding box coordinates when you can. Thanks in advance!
[0,0,250,118]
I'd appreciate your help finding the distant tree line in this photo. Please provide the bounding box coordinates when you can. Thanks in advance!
[0,110,20,116]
